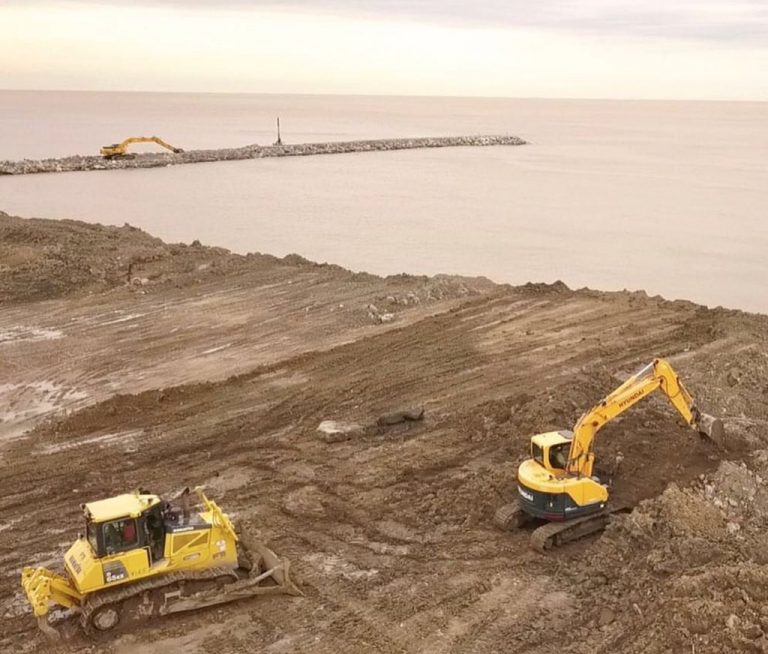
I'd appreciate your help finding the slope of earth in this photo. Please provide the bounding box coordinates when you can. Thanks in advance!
[560,456,768,654]
[0,211,492,439]
[1,213,767,654]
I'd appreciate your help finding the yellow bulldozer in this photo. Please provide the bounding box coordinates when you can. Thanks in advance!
[100,136,184,159]
[21,487,300,638]
[495,358,725,550]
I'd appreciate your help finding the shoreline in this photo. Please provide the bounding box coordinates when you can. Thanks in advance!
[1,210,765,319]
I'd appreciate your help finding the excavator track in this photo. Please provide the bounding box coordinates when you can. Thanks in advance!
[493,500,533,531]
[529,505,630,552]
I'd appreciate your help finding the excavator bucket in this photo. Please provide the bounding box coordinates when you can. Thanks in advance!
[698,413,726,449]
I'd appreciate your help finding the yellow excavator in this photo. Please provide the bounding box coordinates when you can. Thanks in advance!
[100,136,184,159]
[494,358,725,551]
[21,487,300,638]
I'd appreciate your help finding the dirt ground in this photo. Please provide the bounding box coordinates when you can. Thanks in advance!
[1,211,768,654]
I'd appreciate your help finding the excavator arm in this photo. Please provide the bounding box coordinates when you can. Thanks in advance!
[100,136,184,158]
[566,358,723,477]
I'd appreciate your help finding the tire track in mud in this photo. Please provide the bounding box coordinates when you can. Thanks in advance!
[0,265,483,444]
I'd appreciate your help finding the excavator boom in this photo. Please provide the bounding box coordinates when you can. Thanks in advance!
[567,358,724,477]
[100,136,184,159]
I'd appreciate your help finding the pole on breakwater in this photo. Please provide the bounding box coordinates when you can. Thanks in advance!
[274,117,282,146]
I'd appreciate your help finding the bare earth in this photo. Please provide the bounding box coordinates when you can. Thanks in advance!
[1,211,768,654]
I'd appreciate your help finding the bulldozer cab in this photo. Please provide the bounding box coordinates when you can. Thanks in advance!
[84,493,165,564]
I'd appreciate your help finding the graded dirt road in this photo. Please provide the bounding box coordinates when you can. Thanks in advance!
[1,212,767,653]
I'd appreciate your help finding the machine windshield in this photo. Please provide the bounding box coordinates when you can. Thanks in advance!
[532,443,544,465]
[549,442,570,470]
[103,518,139,555]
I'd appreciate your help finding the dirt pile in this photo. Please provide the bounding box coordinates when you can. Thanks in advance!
[561,455,768,654]
[0,212,491,307]
[0,211,257,303]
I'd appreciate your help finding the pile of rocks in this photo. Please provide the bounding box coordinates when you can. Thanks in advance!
[0,135,526,176]
[562,455,768,653]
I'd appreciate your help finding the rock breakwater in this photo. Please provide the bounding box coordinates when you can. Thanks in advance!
[0,135,525,176]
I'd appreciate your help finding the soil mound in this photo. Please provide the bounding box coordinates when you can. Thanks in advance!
[564,456,768,653]
[0,211,261,303]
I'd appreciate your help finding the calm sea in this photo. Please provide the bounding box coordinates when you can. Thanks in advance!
[1,91,766,313]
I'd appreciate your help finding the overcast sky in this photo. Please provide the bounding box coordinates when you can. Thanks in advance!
[1,0,766,99]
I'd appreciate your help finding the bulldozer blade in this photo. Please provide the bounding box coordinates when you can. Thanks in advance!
[162,535,302,616]
[239,533,303,597]
[698,413,726,449]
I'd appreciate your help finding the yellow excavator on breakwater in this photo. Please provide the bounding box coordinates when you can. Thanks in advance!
[100,136,184,159]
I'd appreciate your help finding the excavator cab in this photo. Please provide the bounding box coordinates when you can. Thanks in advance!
[530,431,573,473]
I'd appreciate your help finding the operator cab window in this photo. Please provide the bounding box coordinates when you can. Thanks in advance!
[532,443,544,466]
[549,442,570,470]
[86,521,100,556]
[103,518,138,555]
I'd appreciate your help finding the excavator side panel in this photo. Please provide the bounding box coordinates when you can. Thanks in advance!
[517,470,608,521]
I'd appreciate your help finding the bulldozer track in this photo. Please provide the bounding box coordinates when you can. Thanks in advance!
[80,566,239,632]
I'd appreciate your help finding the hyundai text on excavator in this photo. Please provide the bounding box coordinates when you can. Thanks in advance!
[100,136,184,159]
[21,487,300,639]
[494,358,725,551]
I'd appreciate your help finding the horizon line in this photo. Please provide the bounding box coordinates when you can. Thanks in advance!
[1,87,766,104]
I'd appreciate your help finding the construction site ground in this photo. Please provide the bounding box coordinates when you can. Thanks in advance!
[2,211,768,654]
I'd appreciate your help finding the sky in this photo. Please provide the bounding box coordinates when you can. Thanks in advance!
[0,1,766,99]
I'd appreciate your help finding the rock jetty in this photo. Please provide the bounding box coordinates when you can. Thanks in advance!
[0,135,525,176]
